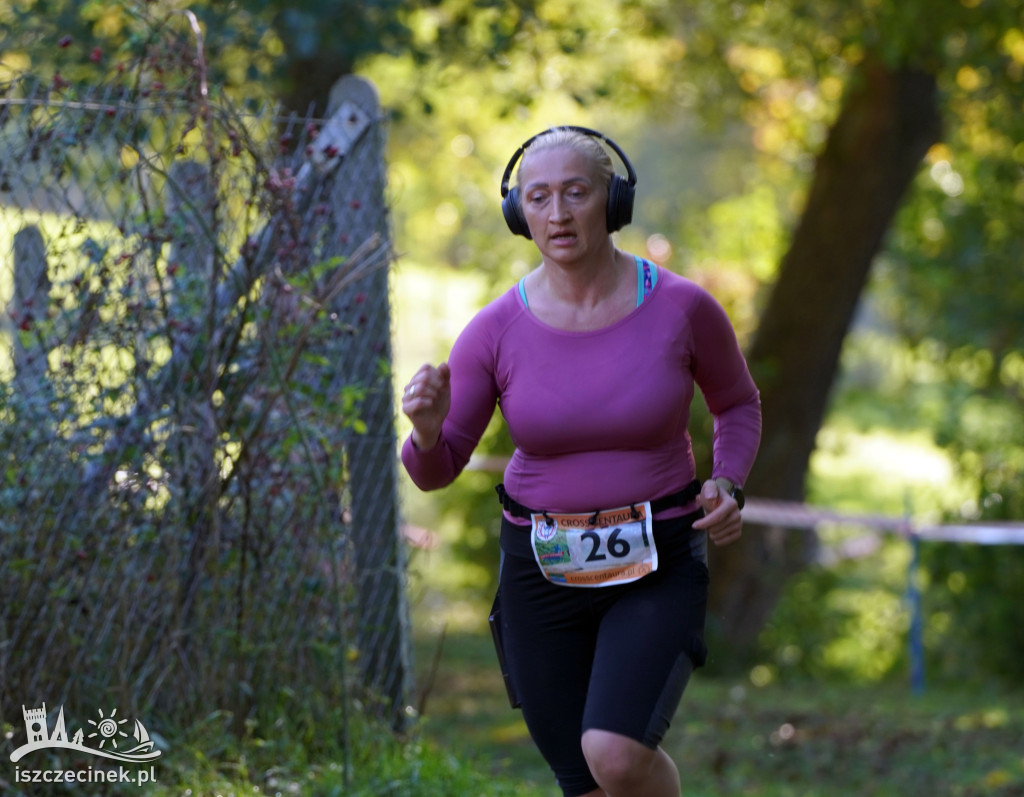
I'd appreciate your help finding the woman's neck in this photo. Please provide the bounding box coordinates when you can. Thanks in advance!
[539,246,626,310]
[526,248,637,331]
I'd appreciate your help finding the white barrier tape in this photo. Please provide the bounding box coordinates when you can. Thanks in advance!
[744,498,1024,546]
[912,524,1024,545]
[742,498,908,532]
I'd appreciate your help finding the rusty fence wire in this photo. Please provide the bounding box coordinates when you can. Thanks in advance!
[0,68,412,755]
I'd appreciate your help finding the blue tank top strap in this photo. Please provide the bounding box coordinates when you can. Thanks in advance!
[518,276,529,307]
[635,256,657,307]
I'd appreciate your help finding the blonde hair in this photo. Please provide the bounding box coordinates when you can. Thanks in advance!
[515,128,615,193]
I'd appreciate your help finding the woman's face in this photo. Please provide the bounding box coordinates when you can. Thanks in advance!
[518,146,609,267]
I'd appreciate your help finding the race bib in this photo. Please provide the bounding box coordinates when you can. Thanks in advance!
[530,501,657,588]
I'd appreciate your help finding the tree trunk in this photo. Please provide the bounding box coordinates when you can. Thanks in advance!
[707,58,942,662]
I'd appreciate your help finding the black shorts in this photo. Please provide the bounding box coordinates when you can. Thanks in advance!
[496,512,709,797]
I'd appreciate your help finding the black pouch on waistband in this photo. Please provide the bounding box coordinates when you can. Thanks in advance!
[488,590,521,709]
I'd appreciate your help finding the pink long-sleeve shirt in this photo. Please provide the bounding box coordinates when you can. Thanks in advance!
[402,262,761,519]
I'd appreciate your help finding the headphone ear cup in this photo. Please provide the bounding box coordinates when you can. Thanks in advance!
[606,175,635,233]
[502,187,532,239]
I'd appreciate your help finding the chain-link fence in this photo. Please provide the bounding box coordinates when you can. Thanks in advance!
[0,63,412,755]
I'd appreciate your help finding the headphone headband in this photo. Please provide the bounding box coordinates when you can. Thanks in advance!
[499,125,637,198]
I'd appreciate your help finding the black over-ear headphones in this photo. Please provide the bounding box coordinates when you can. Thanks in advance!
[499,125,637,239]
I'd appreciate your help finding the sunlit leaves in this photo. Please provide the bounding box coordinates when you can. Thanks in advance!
[1002,27,1024,74]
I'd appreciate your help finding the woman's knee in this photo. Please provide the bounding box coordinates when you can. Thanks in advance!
[581,729,657,789]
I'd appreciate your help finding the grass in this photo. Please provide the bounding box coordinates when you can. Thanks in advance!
[413,625,1024,797]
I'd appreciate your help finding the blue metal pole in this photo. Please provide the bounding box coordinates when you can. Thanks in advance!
[908,531,925,694]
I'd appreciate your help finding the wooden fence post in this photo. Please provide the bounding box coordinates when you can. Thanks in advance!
[322,75,411,728]
[11,225,51,392]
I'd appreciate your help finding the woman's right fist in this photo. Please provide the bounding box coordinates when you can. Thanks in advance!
[401,362,451,452]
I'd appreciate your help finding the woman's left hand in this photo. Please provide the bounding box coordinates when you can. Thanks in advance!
[691,480,743,546]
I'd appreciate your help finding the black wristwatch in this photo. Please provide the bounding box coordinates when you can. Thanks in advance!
[714,478,746,510]
[731,485,746,510]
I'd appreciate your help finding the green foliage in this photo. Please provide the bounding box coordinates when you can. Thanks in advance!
[759,543,913,684]
[161,709,520,797]
[922,543,1024,684]
[0,705,528,796]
